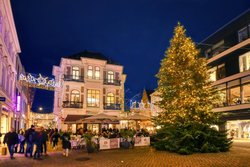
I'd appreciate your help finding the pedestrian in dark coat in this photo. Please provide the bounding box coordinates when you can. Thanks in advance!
[3,128,19,159]
[33,127,43,160]
[41,127,48,155]
[61,131,71,157]
[51,129,60,150]
[25,125,35,157]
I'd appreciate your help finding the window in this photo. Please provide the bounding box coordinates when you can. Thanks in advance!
[107,71,114,83]
[228,86,241,105]
[217,64,225,80]
[209,67,217,81]
[239,51,250,72]
[238,26,249,42]
[71,90,80,102]
[87,66,93,79]
[242,83,250,104]
[95,67,100,79]
[72,67,80,79]
[107,93,115,106]
[66,85,69,92]
[87,90,100,107]
[216,84,227,107]
[212,40,225,56]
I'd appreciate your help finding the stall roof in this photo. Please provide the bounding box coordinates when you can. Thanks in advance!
[64,115,91,123]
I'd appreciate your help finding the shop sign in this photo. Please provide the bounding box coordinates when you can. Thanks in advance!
[0,97,6,102]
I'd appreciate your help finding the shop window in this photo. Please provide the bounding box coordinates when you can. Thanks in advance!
[87,89,100,107]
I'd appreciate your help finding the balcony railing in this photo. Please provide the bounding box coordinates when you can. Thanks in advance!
[104,103,121,110]
[64,75,84,82]
[103,79,121,86]
[62,101,83,108]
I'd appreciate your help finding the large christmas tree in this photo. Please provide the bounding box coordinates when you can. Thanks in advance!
[153,23,231,154]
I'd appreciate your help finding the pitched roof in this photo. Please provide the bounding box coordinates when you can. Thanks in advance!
[64,50,120,65]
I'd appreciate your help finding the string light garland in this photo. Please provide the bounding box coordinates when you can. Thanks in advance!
[19,73,60,90]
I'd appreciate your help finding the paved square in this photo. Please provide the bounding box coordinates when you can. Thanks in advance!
[0,141,250,167]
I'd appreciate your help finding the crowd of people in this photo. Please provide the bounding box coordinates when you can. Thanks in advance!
[1,125,151,159]
[2,125,71,160]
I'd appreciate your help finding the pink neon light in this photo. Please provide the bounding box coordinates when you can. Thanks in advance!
[17,96,21,111]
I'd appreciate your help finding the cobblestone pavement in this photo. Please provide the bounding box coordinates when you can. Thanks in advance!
[0,141,250,167]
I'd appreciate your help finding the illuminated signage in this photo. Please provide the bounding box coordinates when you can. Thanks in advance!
[17,95,21,112]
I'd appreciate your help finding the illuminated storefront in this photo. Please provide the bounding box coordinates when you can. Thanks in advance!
[227,120,250,139]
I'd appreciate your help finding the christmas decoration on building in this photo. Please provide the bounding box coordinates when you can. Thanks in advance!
[19,73,60,90]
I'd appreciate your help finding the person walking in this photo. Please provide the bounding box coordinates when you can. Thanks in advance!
[51,129,60,150]
[3,128,19,159]
[41,127,48,155]
[18,129,25,153]
[25,125,35,157]
[61,131,71,157]
[33,127,43,160]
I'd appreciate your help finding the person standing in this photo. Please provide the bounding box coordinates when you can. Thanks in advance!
[25,125,35,157]
[61,131,71,157]
[41,127,48,155]
[3,128,19,159]
[51,129,60,150]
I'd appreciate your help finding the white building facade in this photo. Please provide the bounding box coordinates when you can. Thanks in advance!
[53,52,126,133]
[0,0,22,141]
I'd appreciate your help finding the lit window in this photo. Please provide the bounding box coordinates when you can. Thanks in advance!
[87,66,93,79]
[239,51,250,72]
[87,89,100,107]
[107,71,114,83]
[72,67,80,79]
[209,67,217,81]
[95,67,100,79]
[71,90,80,102]
[106,93,115,106]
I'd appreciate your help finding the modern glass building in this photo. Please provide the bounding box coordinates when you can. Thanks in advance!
[199,9,250,139]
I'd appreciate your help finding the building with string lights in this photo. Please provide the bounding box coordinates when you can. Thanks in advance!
[199,9,250,139]
[52,51,126,133]
[0,0,30,145]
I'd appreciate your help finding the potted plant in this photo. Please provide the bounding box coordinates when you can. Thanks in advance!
[120,129,135,149]
[82,133,96,153]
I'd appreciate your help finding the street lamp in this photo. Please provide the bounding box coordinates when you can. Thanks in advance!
[39,107,43,111]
